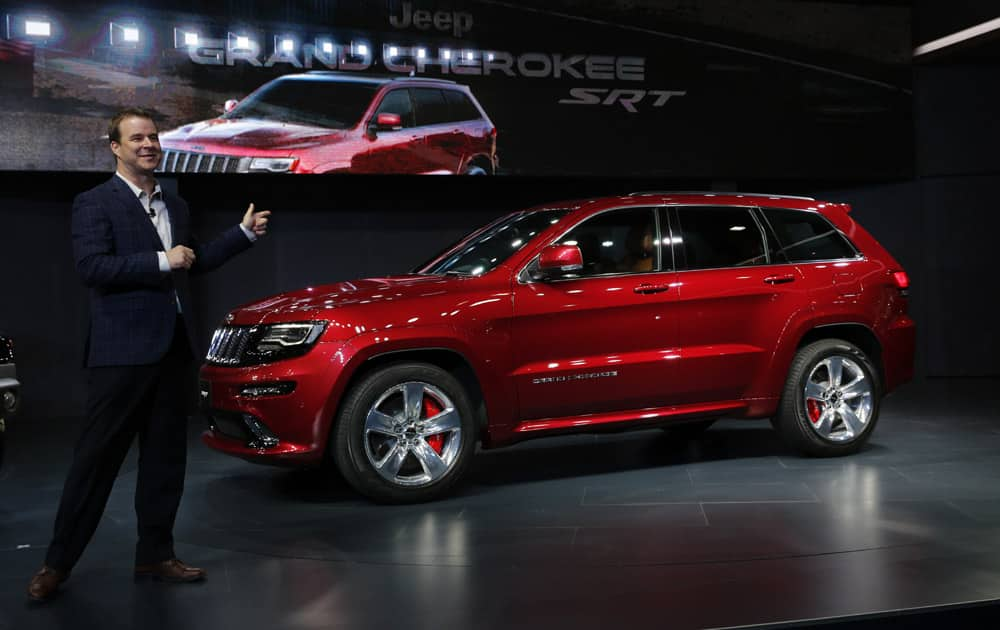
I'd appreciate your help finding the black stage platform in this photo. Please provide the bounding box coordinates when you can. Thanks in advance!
[2,379,1000,629]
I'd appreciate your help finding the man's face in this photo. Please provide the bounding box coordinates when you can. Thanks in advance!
[111,116,161,175]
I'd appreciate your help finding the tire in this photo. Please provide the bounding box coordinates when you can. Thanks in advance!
[464,164,488,175]
[332,362,477,503]
[773,339,881,457]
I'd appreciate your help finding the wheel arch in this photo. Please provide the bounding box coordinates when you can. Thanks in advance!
[332,347,490,442]
[464,154,494,175]
[796,323,885,388]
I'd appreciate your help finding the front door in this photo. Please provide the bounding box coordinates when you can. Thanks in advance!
[510,207,680,421]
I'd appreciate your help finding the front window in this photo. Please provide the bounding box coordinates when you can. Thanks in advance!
[555,207,661,276]
[224,77,379,129]
[418,209,569,276]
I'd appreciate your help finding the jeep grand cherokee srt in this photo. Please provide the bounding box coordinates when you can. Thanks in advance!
[158,72,497,175]
[199,192,915,502]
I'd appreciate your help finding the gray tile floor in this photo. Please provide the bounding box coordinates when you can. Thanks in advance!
[2,379,1000,629]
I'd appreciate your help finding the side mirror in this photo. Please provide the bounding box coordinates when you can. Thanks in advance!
[536,244,583,280]
[223,99,239,113]
[368,112,402,137]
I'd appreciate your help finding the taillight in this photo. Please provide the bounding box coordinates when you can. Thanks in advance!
[892,270,910,296]
[892,271,909,289]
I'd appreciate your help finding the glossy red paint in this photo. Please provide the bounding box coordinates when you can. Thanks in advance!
[199,192,915,467]
[538,244,584,273]
[159,73,497,175]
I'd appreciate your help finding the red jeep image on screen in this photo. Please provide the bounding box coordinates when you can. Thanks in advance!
[158,72,498,175]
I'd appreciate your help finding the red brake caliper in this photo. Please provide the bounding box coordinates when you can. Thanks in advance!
[807,398,824,424]
[422,396,446,454]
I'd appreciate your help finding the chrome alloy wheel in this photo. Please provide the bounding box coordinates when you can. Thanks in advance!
[803,355,874,443]
[363,381,463,487]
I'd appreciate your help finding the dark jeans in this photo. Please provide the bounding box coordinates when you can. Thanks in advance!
[46,319,193,570]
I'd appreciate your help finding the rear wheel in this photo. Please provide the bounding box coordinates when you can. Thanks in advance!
[333,362,477,503]
[773,339,881,456]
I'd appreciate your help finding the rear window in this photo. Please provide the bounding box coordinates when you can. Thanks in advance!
[444,90,482,122]
[761,208,858,262]
[676,206,767,269]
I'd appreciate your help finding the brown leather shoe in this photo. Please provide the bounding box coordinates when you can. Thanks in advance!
[27,565,69,602]
[134,558,206,583]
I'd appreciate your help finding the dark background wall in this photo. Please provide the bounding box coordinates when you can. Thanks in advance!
[0,172,926,421]
[3,1,1000,420]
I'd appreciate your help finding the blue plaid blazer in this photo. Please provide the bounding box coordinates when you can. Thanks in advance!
[71,176,252,367]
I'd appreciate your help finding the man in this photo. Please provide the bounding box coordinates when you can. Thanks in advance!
[27,108,271,602]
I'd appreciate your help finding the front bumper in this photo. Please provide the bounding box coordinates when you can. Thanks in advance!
[198,341,346,466]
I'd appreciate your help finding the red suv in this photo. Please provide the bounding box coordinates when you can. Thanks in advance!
[199,193,915,502]
[158,72,497,175]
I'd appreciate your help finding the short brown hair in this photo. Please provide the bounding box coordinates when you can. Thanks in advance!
[108,108,156,144]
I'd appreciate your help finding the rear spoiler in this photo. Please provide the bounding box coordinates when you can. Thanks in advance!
[821,202,852,214]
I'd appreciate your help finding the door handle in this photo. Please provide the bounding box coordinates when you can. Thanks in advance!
[633,283,672,294]
[764,274,796,285]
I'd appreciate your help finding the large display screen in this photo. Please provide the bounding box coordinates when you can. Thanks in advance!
[0,1,913,177]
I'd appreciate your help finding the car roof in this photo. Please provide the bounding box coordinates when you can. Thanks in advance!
[283,71,460,88]
[520,192,850,217]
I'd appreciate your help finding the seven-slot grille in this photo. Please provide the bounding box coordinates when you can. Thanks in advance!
[158,150,250,174]
[206,326,254,365]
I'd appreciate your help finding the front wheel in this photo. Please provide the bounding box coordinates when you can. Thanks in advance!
[772,339,881,457]
[332,362,477,503]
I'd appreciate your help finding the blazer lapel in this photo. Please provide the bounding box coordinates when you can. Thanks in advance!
[108,176,165,251]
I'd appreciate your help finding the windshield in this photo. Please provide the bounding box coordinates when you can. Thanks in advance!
[224,77,379,129]
[418,209,570,276]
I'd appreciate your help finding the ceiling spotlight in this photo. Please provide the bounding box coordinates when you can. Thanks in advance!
[173,27,200,48]
[24,19,51,37]
[109,21,142,47]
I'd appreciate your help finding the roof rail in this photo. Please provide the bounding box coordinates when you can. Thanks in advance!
[390,76,458,84]
[301,71,458,85]
[627,191,816,201]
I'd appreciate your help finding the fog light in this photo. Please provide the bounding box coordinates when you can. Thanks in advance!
[243,414,279,449]
[239,381,296,398]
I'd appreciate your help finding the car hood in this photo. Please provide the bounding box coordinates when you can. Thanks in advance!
[160,118,347,150]
[231,275,476,324]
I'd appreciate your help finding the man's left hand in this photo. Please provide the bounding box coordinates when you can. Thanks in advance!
[242,203,271,237]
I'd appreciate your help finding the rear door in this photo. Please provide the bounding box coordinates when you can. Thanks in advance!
[670,205,812,404]
[510,206,679,420]
[412,88,463,173]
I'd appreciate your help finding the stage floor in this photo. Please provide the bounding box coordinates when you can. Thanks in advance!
[2,379,1000,629]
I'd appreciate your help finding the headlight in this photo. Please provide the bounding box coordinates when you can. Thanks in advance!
[207,321,326,366]
[248,157,297,173]
[244,322,326,364]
